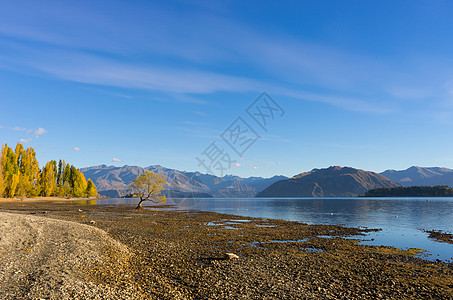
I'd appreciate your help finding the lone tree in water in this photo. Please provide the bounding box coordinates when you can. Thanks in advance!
[130,171,166,209]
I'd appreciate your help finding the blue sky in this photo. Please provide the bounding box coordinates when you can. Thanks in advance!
[1,0,453,178]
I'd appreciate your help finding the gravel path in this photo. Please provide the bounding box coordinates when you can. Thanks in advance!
[0,212,138,299]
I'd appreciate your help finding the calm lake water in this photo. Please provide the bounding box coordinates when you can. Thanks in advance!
[96,197,453,262]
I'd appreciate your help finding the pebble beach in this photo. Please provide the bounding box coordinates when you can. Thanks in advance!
[0,201,452,299]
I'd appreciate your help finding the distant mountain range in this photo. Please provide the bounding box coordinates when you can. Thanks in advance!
[80,165,453,198]
[380,166,453,187]
[80,165,286,198]
[257,166,399,197]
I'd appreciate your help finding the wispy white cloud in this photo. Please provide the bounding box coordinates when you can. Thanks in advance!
[325,143,383,150]
[33,127,47,136]
[192,111,207,116]
[112,158,121,162]
[6,126,47,137]
[183,121,205,126]
[1,0,452,119]
[250,164,259,170]
[260,134,292,143]
[73,147,80,151]
[275,88,395,114]
[431,111,453,125]
[24,54,261,94]
[174,124,221,140]
[386,87,432,100]
[19,138,32,143]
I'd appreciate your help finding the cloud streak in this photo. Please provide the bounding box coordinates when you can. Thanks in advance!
[0,0,452,118]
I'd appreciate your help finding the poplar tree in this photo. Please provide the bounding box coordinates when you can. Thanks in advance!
[0,142,97,199]
[15,143,28,198]
[57,159,65,186]
[63,163,71,186]
[27,147,40,197]
[2,144,20,198]
[40,161,56,196]
[72,170,88,197]
[15,144,37,197]
[0,145,4,197]
[54,162,72,197]
[86,179,97,198]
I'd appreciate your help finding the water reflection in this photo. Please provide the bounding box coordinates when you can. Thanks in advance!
[56,199,98,205]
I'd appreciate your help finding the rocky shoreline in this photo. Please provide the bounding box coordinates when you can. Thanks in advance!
[0,201,452,299]
[423,229,453,245]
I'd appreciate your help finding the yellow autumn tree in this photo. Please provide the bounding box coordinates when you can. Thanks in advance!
[0,146,4,197]
[71,168,88,197]
[2,144,20,198]
[86,179,97,198]
[15,144,40,198]
[0,142,98,199]
[15,143,27,198]
[55,161,72,197]
[40,161,56,196]
[27,147,40,197]
[130,171,166,209]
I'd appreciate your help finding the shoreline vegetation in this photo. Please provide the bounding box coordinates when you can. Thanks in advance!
[0,143,98,200]
[363,185,453,197]
[0,196,100,202]
[0,201,452,299]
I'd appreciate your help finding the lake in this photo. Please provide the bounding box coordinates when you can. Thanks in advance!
[96,197,453,262]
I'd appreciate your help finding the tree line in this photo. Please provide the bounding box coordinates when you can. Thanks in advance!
[364,185,453,197]
[0,143,97,198]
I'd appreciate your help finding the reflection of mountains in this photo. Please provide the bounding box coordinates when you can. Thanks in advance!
[80,165,286,198]
[260,197,451,233]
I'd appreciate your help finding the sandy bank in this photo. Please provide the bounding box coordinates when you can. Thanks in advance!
[0,212,136,299]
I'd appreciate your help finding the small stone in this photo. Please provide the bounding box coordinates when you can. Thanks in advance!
[225,253,239,259]
[90,220,96,224]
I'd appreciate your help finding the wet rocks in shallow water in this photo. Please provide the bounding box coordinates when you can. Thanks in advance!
[422,229,453,244]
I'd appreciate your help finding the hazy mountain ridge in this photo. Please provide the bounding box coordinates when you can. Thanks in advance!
[80,165,287,198]
[256,166,400,197]
[81,164,453,198]
[380,166,453,187]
